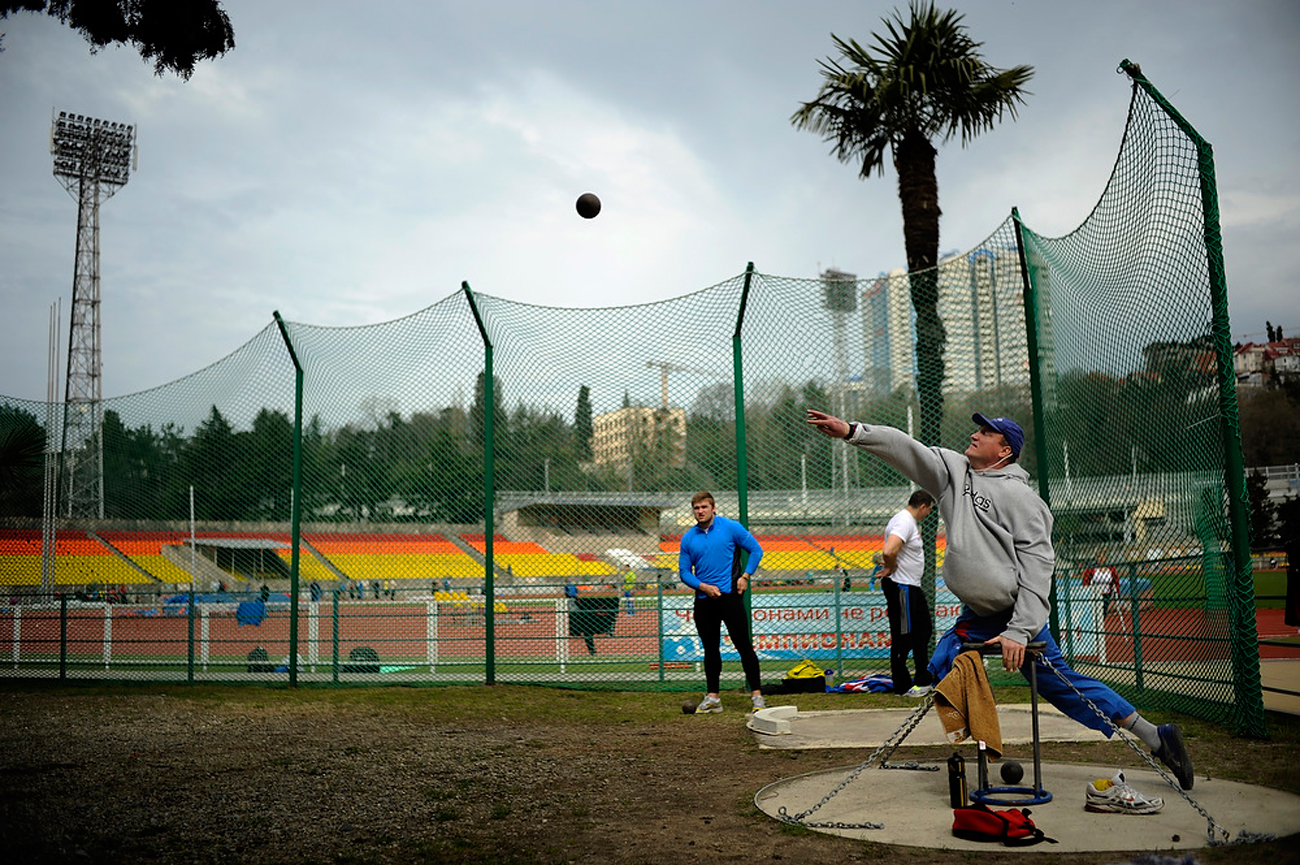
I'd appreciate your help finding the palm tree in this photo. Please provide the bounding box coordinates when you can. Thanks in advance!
[792,1,1032,447]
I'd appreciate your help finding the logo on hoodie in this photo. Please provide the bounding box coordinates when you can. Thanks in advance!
[963,483,992,513]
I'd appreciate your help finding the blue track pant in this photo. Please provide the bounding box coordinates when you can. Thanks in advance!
[928,606,1136,737]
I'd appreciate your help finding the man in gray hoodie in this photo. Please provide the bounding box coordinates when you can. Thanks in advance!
[807,409,1195,790]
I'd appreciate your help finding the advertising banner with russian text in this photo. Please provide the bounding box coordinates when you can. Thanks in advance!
[661,588,963,664]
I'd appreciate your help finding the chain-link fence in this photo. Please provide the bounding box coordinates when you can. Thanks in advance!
[0,65,1264,734]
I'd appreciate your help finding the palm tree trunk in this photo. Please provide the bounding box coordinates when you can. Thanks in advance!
[895,128,946,447]
[895,128,946,615]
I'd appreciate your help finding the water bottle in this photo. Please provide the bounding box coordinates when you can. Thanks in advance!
[947,751,967,808]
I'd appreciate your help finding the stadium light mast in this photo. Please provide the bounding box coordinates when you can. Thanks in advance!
[50,110,136,519]
[821,268,857,523]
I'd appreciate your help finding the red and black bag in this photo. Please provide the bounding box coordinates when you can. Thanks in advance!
[951,802,1056,846]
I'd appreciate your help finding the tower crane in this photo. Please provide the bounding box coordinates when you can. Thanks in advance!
[645,361,722,409]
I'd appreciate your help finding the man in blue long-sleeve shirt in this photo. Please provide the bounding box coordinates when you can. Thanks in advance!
[679,491,766,713]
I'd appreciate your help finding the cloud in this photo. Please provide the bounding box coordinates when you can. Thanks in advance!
[1,0,1297,401]
[1219,190,1300,229]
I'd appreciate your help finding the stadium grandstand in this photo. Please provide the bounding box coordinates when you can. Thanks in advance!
[460,533,620,581]
[305,532,483,588]
[0,528,155,588]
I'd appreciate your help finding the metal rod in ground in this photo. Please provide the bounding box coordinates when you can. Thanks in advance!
[1031,656,1044,795]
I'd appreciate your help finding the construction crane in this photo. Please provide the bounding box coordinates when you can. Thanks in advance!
[645,361,722,409]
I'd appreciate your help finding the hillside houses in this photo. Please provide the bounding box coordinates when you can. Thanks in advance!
[1235,337,1300,388]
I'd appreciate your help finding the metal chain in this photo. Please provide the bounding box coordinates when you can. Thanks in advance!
[879,696,941,770]
[1034,653,1273,846]
[769,658,1276,846]
[773,694,936,830]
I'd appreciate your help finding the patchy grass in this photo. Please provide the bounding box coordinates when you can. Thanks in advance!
[0,682,1296,864]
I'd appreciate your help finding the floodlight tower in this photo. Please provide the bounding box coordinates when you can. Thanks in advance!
[821,268,857,521]
[50,110,137,519]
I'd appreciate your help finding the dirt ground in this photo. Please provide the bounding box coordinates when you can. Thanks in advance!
[1,683,1297,865]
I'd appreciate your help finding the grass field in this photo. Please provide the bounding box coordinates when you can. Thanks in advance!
[1256,569,1289,609]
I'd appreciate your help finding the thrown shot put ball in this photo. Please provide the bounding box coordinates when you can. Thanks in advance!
[576,192,602,219]
[1000,759,1024,784]
[682,700,696,714]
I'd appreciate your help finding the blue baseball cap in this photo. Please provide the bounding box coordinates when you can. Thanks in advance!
[972,413,1024,458]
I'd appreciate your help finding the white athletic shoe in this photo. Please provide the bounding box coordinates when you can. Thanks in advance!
[695,695,723,714]
[751,694,767,711]
[904,685,933,698]
[1085,770,1164,814]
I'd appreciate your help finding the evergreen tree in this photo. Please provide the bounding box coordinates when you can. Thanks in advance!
[1247,470,1278,549]
[0,403,44,518]
[186,406,240,519]
[574,385,593,461]
[470,372,506,448]
[244,408,293,520]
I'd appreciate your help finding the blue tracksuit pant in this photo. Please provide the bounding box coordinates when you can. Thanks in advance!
[928,606,1136,737]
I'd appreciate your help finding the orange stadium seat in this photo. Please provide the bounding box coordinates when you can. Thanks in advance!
[304,533,483,584]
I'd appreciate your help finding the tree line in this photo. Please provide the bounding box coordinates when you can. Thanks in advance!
[2,349,1293,527]
[0,376,852,523]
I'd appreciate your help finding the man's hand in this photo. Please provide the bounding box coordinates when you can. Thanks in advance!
[698,583,722,598]
[984,635,1026,671]
[806,409,849,439]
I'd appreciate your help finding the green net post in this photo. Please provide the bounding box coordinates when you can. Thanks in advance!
[1126,561,1145,691]
[1121,59,1264,737]
[656,581,665,683]
[734,262,754,528]
[833,577,844,676]
[273,311,304,687]
[59,595,68,680]
[1012,206,1057,636]
[734,262,754,610]
[463,281,495,684]
[187,537,195,683]
[331,587,340,684]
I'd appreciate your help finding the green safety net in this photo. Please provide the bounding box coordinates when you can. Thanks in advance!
[0,64,1264,735]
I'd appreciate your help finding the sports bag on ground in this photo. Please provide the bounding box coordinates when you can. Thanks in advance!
[951,802,1056,846]
[760,659,831,695]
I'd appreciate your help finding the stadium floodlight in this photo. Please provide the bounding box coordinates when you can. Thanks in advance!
[50,109,137,519]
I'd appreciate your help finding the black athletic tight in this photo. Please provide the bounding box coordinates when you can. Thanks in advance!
[693,591,763,693]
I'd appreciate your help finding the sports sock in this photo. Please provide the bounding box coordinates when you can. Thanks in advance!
[1123,714,1161,750]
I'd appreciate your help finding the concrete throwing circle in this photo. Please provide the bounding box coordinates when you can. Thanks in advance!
[754,761,1300,853]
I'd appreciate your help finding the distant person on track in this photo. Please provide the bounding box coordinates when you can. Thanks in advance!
[623,568,637,615]
[678,491,766,714]
[1082,551,1118,616]
[565,583,599,655]
[880,489,937,697]
[807,409,1195,789]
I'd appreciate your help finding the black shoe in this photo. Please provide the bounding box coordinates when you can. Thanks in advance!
[1155,723,1193,790]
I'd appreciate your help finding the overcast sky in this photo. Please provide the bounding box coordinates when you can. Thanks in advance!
[1,0,1296,402]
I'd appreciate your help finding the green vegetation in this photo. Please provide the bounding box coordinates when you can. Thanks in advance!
[1255,569,1288,609]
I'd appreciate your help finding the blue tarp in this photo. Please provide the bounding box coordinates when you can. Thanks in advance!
[162,592,290,617]
[236,600,266,626]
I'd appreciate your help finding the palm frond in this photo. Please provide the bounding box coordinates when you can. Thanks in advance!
[794,0,1034,158]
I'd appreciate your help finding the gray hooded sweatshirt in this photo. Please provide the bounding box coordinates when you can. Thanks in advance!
[844,423,1054,646]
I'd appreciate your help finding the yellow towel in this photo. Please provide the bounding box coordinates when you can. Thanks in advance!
[934,650,1003,760]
